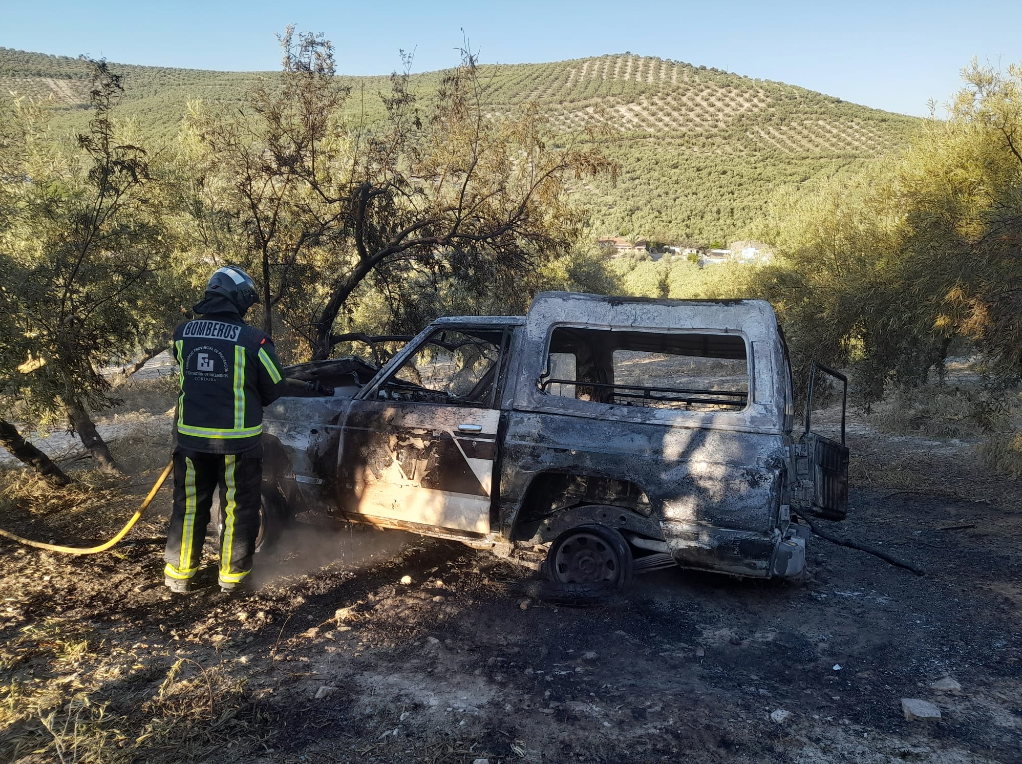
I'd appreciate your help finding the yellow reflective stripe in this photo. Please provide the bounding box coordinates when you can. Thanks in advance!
[178,457,197,576]
[234,345,246,429]
[164,564,198,580]
[175,340,185,427]
[176,423,262,439]
[258,347,282,384]
[220,455,237,578]
[218,570,249,583]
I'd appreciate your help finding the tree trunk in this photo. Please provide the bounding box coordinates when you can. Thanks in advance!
[312,261,376,360]
[68,402,120,474]
[0,419,72,487]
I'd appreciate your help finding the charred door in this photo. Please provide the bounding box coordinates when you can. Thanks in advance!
[803,363,850,520]
[337,327,508,535]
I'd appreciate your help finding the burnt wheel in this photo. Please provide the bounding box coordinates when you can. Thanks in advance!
[546,524,633,591]
[254,490,290,552]
[219,490,290,553]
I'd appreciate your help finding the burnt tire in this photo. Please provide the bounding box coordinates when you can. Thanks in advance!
[255,490,290,553]
[218,490,290,553]
[544,523,633,593]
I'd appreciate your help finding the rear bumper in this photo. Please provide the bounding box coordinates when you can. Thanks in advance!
[664,521,807,579]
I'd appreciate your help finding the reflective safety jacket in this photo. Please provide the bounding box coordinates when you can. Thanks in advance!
[171,310,287,454]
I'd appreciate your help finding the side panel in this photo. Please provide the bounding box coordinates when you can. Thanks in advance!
[500,410,788,575]
[261,396,352,514]
[337,400,499,534]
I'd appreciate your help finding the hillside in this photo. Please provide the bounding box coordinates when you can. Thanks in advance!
[0,47,920,244]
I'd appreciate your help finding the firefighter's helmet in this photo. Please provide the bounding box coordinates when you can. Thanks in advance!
[205,266,258,316]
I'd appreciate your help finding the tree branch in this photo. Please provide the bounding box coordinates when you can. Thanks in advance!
[794,512,925,576]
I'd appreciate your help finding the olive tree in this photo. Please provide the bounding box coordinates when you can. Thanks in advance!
[1,59,165,474]
[187,30,614,359]
[752,59,1022,403]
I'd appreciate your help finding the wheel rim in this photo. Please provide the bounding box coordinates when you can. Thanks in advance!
[552,531,621,584]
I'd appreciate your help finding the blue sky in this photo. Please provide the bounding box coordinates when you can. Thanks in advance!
[3,0,1020,117]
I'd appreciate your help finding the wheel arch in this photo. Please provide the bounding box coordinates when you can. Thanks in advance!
[509,469,664,543]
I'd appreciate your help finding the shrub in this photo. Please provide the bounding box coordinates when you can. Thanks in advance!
[867,386,989,439]
[979,432,1022,478]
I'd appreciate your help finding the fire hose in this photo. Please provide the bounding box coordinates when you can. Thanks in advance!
[0,379,330,556]
[0,459,174,555]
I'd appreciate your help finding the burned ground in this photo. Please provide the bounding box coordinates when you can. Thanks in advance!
[1,415,1021,763]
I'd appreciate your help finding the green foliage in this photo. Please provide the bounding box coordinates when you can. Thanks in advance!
[605,251,757,302]
[0,48,917,248]
[0,61,172,429]
[748,60,1022,403]
[182,27,352,339]
[175,36,616,361]
[867,381,1016,439]
[351,243,624,339]
[750,168,914,398]
[539,245,624,297]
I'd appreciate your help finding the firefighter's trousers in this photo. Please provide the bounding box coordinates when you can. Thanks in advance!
[164,450,261,586]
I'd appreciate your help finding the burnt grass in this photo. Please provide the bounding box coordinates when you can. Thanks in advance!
[1,428,1021,763]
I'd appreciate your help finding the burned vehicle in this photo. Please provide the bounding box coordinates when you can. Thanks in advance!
[260,292,849,590]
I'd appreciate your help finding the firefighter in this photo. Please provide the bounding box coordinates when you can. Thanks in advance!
[164,266,287,593]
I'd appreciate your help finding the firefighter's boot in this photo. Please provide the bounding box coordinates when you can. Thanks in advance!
[164,575,191,594]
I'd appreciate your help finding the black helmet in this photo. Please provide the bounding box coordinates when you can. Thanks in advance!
[205,266,258,315]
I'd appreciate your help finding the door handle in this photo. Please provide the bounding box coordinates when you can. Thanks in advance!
[458,423,483,433]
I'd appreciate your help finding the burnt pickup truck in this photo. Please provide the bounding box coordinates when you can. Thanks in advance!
[260,292,849,590]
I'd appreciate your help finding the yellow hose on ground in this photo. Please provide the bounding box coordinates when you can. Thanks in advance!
[0,459,174,555]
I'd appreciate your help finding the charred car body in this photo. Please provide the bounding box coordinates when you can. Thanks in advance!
[261,292,849,590]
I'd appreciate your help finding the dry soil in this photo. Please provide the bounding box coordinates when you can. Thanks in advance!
[0,418,1020,763]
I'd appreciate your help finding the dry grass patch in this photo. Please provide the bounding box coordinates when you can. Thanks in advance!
[980,431,1022,478]
[0,657,274,764]
[0,423,171,545]
[860,373,1022,483]
[848,450,925,490]
[106,425,174,476]
[0,618,113,763]
[1,684,116,764]
[130,659,274,762]
[0,467,124,521]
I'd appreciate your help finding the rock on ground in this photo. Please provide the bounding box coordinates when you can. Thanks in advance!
[930,676,962,693]
[902,698,942,721]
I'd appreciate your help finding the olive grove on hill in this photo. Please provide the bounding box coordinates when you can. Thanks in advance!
[0,46,920,247]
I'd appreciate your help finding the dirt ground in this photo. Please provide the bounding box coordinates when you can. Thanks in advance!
[1,412,1021,763]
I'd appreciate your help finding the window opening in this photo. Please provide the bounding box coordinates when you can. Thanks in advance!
[378,328,503,407]
[539,327,748,412]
